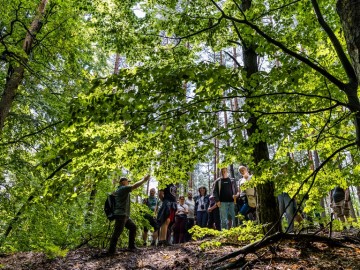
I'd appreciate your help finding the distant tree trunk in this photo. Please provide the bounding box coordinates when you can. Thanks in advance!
[114,54,121,74]
[241,0,280,233]
[214,137,218,181]
[188,171,193,192]
[220,51,235,178]
[312,150,327,219]
[208,162,212,192]
[308,150,314,171]
[0,0,49,135]
[214,104,220,180]
[84,182,97,226]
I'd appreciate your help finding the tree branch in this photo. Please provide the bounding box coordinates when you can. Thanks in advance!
[0,121,63,145]
[2,158,72,240]
[310,0,357,85]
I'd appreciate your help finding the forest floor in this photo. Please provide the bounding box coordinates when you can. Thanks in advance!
[1,231,360,270]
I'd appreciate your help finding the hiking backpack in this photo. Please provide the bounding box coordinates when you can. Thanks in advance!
[104,193,116,221]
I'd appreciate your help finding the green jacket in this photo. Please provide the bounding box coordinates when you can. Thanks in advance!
[114,185,132,217]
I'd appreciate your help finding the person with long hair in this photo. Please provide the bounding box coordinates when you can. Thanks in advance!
[194,186,210,227]
[172,195,188,243]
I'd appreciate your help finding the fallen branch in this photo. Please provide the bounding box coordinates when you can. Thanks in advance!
[212,232,350,267]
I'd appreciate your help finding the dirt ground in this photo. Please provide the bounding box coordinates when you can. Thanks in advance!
[1,234,360,270]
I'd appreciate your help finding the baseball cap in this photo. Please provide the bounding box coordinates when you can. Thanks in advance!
[119,177,130,183]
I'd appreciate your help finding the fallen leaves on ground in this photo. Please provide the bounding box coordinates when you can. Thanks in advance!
[1,234,360,269]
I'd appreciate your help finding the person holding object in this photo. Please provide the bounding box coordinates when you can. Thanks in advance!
[237,166,256,221]
[108,174,150,254]
[194,186,210,227]
[172,195,189,243]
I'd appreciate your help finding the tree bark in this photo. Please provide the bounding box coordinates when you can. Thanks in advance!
[337,0,360,82]
[336,0,360,145]
[84,183,97,226]
[240,0,280,233]
[0,0,48,135]
[357,186,360,204]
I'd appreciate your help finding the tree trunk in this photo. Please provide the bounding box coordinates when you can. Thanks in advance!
[188,171,193,192]
[240,0,280,233]
[336,0,360,145]
[84,183,97,226]
[214,137,218,181]
[348,199,357,221]
[312,150,326,219]
[337,0,360,82]
[114,54,121,74]
[357,186,360,204]
[0,0,48,135]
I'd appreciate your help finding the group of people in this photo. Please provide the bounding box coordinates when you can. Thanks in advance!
[107,166,353,254]
[107,165,259,254]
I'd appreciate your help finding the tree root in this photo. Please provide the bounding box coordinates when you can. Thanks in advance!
[212,232,351,269]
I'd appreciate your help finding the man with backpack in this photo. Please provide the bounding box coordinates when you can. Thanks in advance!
[108,174,150,255]
[331,186,351,223]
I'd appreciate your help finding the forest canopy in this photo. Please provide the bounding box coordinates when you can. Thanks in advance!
[1,0,360,255]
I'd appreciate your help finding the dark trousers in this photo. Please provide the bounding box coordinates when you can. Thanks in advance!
[185,218,195,242]
[108,216,136,253]
[196,211,208,227]
[207,208,221,231]
[172,216,187,244]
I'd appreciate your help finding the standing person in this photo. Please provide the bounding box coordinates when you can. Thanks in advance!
[194,186,210,228]
[277,192,297,233]
[172,195,189,243]
[185,191,195,241]
[237,166,256,221]
[108,174,150,255]
[213,167,238,230]
[157,183,177,246]
[207,194,221,230]
[142,188,159,246]
[331,187,351,223]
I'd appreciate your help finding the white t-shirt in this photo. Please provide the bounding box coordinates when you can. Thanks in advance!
[240,175,256,208]
[176,203,189,216]
[185,198,195,219]
[197,196,206,212]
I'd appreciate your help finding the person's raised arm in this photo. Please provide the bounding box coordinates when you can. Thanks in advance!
[131,174,150,190]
